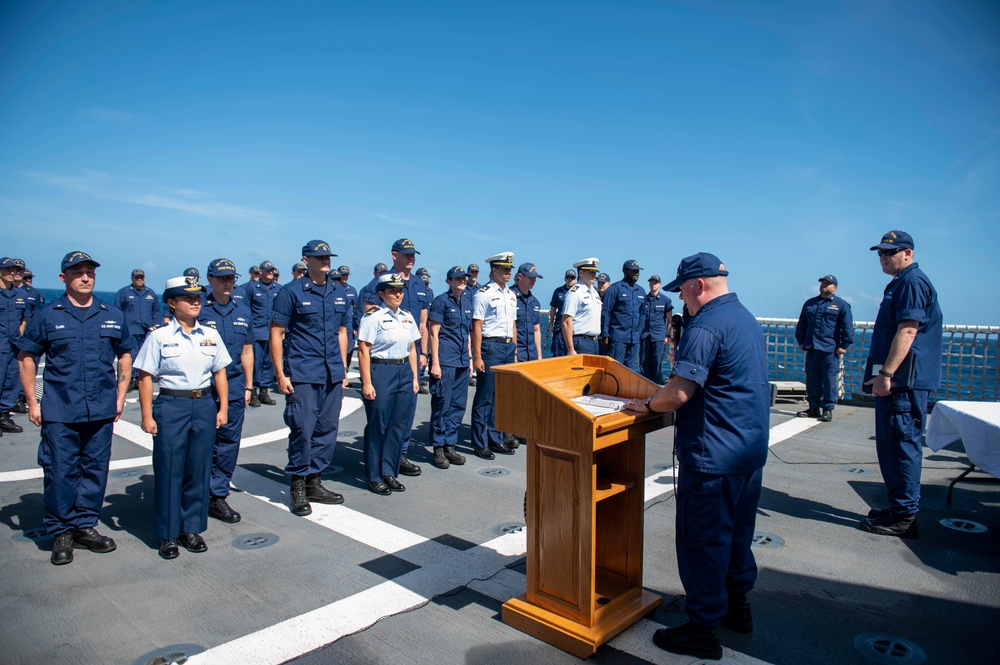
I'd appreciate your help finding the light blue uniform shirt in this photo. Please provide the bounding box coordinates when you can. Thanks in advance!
[134,319,232,390]
[472,282,517,338]
[562,283,602,336]
[358,306,421,360]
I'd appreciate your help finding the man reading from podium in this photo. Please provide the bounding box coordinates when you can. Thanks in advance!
[625,252,769,661]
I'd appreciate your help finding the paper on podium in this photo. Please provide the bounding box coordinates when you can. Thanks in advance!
[572,393,633,416]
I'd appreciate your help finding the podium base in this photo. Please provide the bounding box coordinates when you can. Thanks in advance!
[501,590,662,658]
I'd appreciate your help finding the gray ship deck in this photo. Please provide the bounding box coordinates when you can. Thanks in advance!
[1,367,998,665]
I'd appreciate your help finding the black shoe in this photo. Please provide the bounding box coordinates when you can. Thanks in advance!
[368,480,391,495]
[722,594,753,634]
[488,442,515,456]
[305,473,344,504]
[0,414,23,433]
[51,532,74,565]
[208,496,242,523]
[258,387,276,406]
[399,455,422,477]
[158,539,179,559]
[652,623,723,660]
[867,507,891,519]
[178,532,207,553]
[502,432,520,449]
[860,511,919,539]
[796,407,820,418]
[474,448,495,460]
[72,527,116,553]
[419,380,429,395]
[432,447,450,469]
[819,409,833,422]
[290,476,312,516]
[12,395,28,414]
[383,476,406,492]
[443,445,466,465]
[248,390,261,408]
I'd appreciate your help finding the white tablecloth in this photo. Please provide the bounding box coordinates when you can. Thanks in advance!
[926,401,1000,478]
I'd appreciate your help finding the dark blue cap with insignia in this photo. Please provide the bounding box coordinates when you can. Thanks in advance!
[467,263,480,273]
[564,269,577,279]
[0,257,16,269]
[392,238,419,254]
[622,259,642,271]
[648,274,661,283]
[374,262,389,275]
[517,263,542,278]
[183,267,200,278]
[597,272,611,283]
[131,268,145,278]
[249,265,260,275]
[415,267,429,277]
[292,262,306,272]
[60,251,101,272]
[818,274,838,286]
[258,261,276,271]
[23,268,33,278]
[12,258,25,269]
[163,275,206,301]
[207,258,240,277]
[663,252,729,292]
[337,265,350,275]
[302,239,336,257]
[376,273,406,291]
[447,265,468,280]
[870,230,914,251]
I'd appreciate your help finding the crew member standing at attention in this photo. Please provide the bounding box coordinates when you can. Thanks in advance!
[602,259,646,370]
[337,265,359,371]
[12,264,42,416]
[20,267,46,315]
[624,252,769,660]
[596,272,612,356]
[0,257,27,433]
[115,269,162,392]
[135,275,231,560]
[548,269,576,358]
[795,274,854,422]
[861,231,942,539]
[291,263,306,281]
[358,273,422,495]
[640,274,673,383]
[270,240,349,516]
[471,252,518,460]
[561,258,602,355]
[427,266,472,469]
[466,264,480,290]
[198,259,254,523]
[17,251,133,565]
[245,260,280,407]
[514,263,543,362]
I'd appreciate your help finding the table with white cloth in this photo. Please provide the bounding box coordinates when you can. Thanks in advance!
[926,401,1000,504]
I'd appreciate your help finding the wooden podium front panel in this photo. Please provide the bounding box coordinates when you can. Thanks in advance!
[529,443,592,623]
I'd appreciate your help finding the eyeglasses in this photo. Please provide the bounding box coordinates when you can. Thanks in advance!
[214,276,237,282]
[877,248,904,257]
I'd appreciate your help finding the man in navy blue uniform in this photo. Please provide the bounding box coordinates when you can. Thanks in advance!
[427,266,473,469]
[514,263,543,361]
[795,274,854,422]
[336,265,359,371]
[548,269,576,358]
[0,257,28,433]
[198,259,254,523]
[625,252,769,660]
[466,264,480,290]
[861,231,942,539]
[270,240,349,516]
[245,260,281,407]
[17,251,133,565]
[115,269,162,392]
[601,259,646,370]
[639,274,673,383]
[415,267,434,394]
[21,267,46,314]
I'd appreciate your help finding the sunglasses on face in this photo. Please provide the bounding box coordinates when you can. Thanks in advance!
[877,248,904,257]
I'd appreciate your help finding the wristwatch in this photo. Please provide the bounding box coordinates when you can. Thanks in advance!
[877,369,894,378]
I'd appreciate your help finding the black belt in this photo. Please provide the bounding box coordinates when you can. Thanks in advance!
[483,336,512,343]
[574,334,599,340]
[371,357,407,365]
[159,387,211,399]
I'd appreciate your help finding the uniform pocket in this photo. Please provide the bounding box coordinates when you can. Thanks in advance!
[283,393,301,429]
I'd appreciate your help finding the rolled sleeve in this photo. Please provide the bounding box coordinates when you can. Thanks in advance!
[894,281,930,325]
[670,326,719,388]
[270,288,293,328]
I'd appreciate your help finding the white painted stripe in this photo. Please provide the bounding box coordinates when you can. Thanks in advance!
[768,417,821,447]
[113,419,153,450]
[0,455,155,483]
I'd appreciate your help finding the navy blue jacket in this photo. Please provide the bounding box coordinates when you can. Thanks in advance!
[1,285,27,347]
[601,280,646,343]
[244,279,281,341]
[795,295,854,353]
[271,277,348,384]
[642,292,673,339]
[198,294,252,379]
[429,290,472,367]
[114,285,162,336]
[515,288,542,361]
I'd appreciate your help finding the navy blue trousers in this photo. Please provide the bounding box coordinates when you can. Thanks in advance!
[252,339,275,388]
[363,363,416,483]
[38,419,114,535]
[639,336,666,383]
[805,350,839,410]
[607,340,639,370]
[571,336,599,355]
[874,389,928,515]
[283,381,343,477]
[676,466,763,628]
[429,366,470,447]
[472,339,514,451]
[0,345,20,410]
[128,333,146,378]
[551,331,567,357]
[211,374,247,497]
[152,394,216,540]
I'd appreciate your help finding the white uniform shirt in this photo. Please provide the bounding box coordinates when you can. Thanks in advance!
[562,283,602,336]
[472,282,517,338]
[134,318,232,390]
[358,306,421,359]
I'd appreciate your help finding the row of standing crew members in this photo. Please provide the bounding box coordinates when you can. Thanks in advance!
[0,258,45,431]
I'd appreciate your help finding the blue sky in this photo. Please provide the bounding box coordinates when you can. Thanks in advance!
[2,0,998,323]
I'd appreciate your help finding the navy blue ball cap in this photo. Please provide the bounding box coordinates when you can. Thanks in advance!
[564,269,577,279]
[870,230,914,251]
[373,262,389,275]
[12,258,25,269]
[162,275,206,301]
[207,258,239,278]
[415,267,429,277]
[291,262,306,272]
[622,259,642,271]
[818,274,838,286]
[60,251,101,272]
[183,267,200,278]
[392,238,420,254]
[0,257,16,269]
[302,239,336,257]
[337,265,350,275]
[467,263,480,273]
[648,274,661,283]
[663,253,729,292]
[447,265,468,280]
[597,272,611,284]
[258,261,276,271]
[131,268,145,278]
[23,268,33,278]
[376,273,406,291]
[517,262,543,278]
[249,265,260,275]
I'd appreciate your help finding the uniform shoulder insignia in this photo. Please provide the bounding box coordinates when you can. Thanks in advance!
[362,311,375,317]
[147,323,165,332]
[569,285,580,292]
[479,286,490,292]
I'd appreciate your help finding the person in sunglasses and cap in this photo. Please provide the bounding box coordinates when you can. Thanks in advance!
[795,274,854,423]
[114,268,162,392]
[639,274,673,383]
[601,259,646,370]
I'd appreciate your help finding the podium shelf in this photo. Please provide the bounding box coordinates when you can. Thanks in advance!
[594,477,636,502]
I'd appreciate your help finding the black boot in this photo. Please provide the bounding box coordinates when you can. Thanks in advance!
[722,593,753,633]
[503,432,519,449]
[0,412,22,433]
[418,379,429,395]
[290,476,312,516]
[258,387,276,406]
[72,527,116,553]
[248,388,261,408]
[12,394,28,414]
[443,445,466,465]
[208,496,242,523]
[399,455,422,476]
[50,532,74,566]
[305,473,344,504]
[819,408,833,422]
[432,447,449,469]
[652,623,723,660]
[796,407,820,418]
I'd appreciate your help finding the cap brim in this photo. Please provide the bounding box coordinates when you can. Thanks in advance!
[663,276,684,292]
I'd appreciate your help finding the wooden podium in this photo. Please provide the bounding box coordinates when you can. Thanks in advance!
[493,354,674,658]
